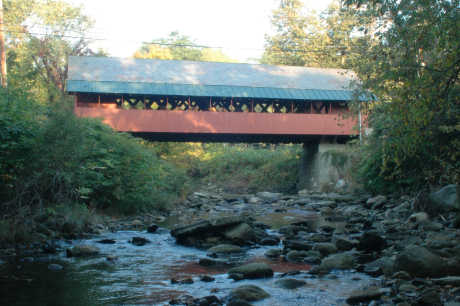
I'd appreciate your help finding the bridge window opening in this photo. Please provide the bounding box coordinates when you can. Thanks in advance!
[74,93,349,115]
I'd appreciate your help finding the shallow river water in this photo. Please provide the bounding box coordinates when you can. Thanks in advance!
[0,222,380,306]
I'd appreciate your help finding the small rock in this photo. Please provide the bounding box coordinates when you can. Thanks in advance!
[265,249,282,258]
[193,295,221,305]
[363,265,382,277]
[408,212,429,223]
[207,244,242,255]
[283,239,312,251]
[275,278,307,289]
[286,250,310,263]
[229,285,270,302]
[312,243,338,256]
[420,221,443,231]
[21,257,34,263]
[334,237,358,251]
[320,225,335,233]
[398,282,417,293]
[48,263,63,271]
[131,219,143,226]
[171,278,194,284]
[346,287,385,305]
[130,237,150,246]
[198,258,232,268]
[365,256,395,277]
[66,245,100,257]
[180,278,194,284]
[256,191,282,202]
[392,271,412,280]
[228,263,273,279]
[227,298,252,306]
[357,231,386,252]
[417,288,441,306]
[106,255,118,261]
[147,224,158,233]
[42,242,58,254]
[228,273,244,281]
[260,236,280,246]
[366,195,387,209]
[200,275,215,282]
[97,239,116,244]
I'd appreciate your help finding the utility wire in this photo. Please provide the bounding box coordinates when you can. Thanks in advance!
[3,28,350,55]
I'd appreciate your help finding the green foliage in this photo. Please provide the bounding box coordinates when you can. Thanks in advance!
[0,91,188,215]
[5,0,104,101]
[0,88,44,200]
[263,0,358,68]
[134,31,235,62]
[345,0,460,192]
[189,144,300,193]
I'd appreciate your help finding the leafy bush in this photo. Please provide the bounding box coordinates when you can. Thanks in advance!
[1,91,188,215]
[191,144,300,193]
[0,89,44,203]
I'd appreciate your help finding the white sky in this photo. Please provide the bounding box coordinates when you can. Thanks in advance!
[69,0,333,63]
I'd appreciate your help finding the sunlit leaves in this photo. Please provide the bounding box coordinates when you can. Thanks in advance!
[347,0,460,190]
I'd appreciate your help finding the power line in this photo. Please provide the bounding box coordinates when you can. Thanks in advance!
[3,28,350,56]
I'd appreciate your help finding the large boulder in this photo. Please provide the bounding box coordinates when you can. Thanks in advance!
[394,245,446,277]
[312,242,338,257]
[170,216,246,246]
[317,251,357,273]
[170,220,211,241]
[224,223,256,245]
[228,263,273,279]
[413,185,459,216]
[429,184,459,213]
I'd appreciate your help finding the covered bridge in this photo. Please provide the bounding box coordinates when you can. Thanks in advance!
[67,56,361,143]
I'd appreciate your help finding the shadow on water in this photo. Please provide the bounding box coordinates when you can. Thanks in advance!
[0,260,101,306]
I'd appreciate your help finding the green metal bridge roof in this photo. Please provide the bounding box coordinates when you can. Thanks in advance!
[67,56,363,101]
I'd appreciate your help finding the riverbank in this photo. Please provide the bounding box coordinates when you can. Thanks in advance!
[1,185,459,305]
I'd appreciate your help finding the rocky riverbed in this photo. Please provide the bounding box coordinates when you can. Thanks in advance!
[1,184,459,305]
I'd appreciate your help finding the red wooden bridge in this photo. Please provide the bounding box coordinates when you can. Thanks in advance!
[67,56,362,143]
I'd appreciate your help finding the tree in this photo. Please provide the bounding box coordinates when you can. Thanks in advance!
[262,0,310,66]
[134,31,234,63]
[4,0,103,101]
[263,0,358,68]
[343,0,460,190]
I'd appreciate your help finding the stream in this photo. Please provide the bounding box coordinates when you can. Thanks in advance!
[0,208,381,305]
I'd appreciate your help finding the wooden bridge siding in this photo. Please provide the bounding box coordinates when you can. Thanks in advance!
[74,106,358,136]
